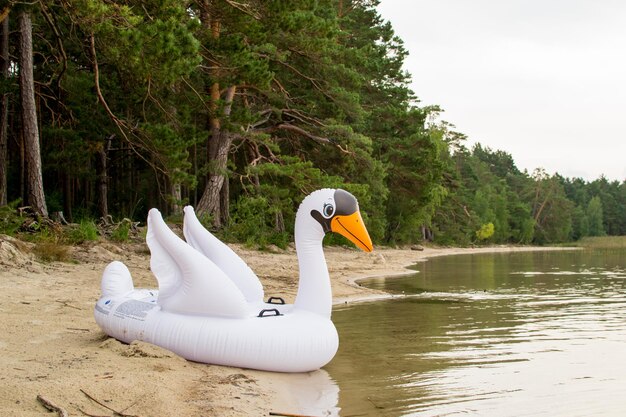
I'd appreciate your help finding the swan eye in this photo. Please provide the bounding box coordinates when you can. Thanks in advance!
[322,203,335,218]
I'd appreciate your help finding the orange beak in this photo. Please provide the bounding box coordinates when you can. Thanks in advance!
[330,211,373,252]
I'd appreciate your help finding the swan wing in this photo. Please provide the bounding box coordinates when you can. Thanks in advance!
[183,206,264,303]
[146,208,249,318]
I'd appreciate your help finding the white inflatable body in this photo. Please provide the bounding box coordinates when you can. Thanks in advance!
[94,189,373,372]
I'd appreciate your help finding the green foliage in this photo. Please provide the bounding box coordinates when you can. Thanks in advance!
[563,176,624,238]
[0,203,64,245]
[476,223,495,242]
[585,196,605,237]
[433,146,619,246]
[529,171,574,244]
[0,201,24,236]
[69,0,200,83]
[110,221,131,242]
[64,220,99,244]
[227,155,345,247]
[143,123,196,188]
[227,196,289,249]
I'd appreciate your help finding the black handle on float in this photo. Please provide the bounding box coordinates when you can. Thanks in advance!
[266,296,285,305]
[257,308,282,318]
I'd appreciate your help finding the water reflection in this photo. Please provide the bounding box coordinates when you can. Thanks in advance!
[274,370,340,417]
[327,249,626,416]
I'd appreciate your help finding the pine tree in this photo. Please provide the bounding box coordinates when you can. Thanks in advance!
[0,10,8,206]
[18,8,47,216]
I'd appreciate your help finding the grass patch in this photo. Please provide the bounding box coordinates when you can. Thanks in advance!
[64,219,99,244]
[33,241,71,262]
[571,236,626,249]
[0,201,26,235]
[110,220,131,242]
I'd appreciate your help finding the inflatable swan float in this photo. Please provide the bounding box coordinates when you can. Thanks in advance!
[94,189,373,372]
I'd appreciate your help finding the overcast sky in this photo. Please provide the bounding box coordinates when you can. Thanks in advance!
[377,0,626,182]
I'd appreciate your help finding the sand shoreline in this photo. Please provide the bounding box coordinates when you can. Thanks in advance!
[0,235,576,416]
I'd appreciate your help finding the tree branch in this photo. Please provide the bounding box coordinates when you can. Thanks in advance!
[223,0,261,20]
[36,395,68,417]
[40,2,67,92]
[0,7,9,24]
[272,78,291,101]
[180,75,213,112]
[256,123,352,154]
[247,108,272,130]
[89,33,125,136]
[275,60,335,103]
[282,108,326,127]
[275,123,332,144]
[89,33,166,175]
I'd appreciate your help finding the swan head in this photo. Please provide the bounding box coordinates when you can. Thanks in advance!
[297,188,373,252]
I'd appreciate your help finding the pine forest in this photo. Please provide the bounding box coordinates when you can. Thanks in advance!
[0,0,624,248]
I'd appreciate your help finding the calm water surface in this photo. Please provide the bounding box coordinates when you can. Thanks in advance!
[325,249,626,416]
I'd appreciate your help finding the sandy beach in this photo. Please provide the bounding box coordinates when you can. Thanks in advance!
[0,234,571,416]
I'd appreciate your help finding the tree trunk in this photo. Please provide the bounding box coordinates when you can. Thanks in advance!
[19,129,24,202]
[19,11,47,216]
[96,138,110,219]
[0,14,9,206]
[196,85,237,227]
[196,129,234,226]
[219,171,229,225]
[194,9,236,227]
[63,172,72,222]
[171,180,182,215]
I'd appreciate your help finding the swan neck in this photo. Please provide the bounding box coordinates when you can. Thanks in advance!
[294,227,332,318]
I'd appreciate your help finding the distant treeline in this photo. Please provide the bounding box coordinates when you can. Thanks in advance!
[0,1,624,246]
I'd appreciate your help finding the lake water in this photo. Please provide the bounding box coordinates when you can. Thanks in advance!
[323,248,626,416]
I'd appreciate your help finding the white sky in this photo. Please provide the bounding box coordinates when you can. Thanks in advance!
[377,0,626,182]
